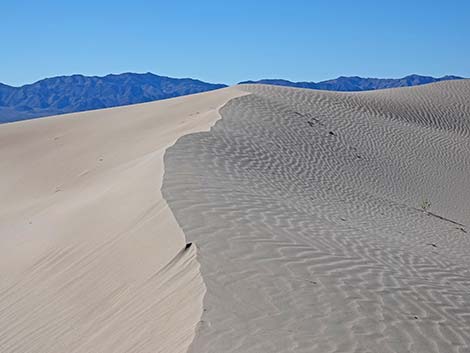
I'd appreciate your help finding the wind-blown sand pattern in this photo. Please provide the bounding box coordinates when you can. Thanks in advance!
[1,81,470,353]
[0,87,247,353]
[162,80,470,352]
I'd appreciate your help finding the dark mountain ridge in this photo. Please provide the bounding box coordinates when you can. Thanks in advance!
[239,74,464,92]
[0,73,227,123]
[0,73,465,123]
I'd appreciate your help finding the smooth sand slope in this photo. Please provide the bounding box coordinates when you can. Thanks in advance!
[0,87,247,353]
[162,80,470,352]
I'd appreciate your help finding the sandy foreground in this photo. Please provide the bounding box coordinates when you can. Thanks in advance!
[0,87,248,353]
[1,80,470,353]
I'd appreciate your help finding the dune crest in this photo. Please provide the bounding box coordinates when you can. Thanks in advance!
[0,87,247,353]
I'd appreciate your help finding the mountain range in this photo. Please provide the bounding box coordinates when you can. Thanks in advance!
[0,73,226,123]
[0,73,464,123]
[240,74,463,91]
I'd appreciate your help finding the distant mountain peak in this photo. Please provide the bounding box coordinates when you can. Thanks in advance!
[239,74,465,92]
[0,73,465,124]
[0,72,227,123]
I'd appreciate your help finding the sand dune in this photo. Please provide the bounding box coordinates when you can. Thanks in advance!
[162,80,470,352]
[1,80,470,352]
[0,87,247,353]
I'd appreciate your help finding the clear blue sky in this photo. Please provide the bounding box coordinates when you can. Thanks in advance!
[1,0,469,86]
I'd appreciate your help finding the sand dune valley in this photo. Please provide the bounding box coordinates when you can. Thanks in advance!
[2,80,470,353]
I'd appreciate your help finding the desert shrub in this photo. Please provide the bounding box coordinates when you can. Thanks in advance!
[420,199,431,212]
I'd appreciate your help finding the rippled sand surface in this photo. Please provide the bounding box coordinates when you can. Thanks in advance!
[163,81,470,353]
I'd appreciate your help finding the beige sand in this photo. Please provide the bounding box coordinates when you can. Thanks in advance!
[2,80,470,353]
[162,80,470,353]
[0,87,248,353]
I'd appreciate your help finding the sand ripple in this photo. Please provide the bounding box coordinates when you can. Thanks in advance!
[163,80,470,352]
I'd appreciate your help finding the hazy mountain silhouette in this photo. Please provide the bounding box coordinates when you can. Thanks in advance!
[0,73,227,123]
[240,74,463,91]
[0,73,464,123]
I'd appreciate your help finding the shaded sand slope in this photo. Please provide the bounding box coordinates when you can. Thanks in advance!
[0,87,247,353]
[162,80,470,352]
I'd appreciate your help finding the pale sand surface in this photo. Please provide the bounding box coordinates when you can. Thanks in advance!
[162,80,470,352]
[0,87,248,353]
[1,80,470,353]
